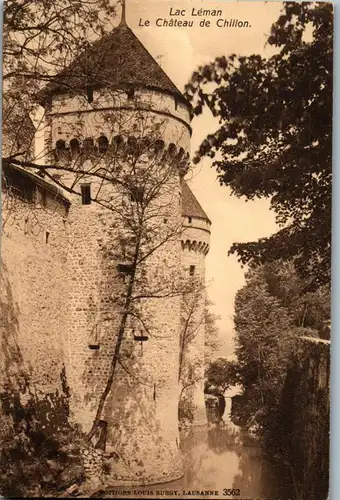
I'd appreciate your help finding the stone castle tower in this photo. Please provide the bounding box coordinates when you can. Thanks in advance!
[181,183,211,425]
[1,4,210,486]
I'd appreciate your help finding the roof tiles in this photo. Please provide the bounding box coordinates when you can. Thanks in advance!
[39,24,185,103]
[182,181,210,223]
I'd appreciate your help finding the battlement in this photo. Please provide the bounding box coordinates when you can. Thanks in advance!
[181,219,210,255]
[45,88,192,179]
[53,135,190,176]
[181,181,211,255]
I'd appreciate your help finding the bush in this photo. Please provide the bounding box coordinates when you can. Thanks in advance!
[0,376,86,498]
[178,398,194,427]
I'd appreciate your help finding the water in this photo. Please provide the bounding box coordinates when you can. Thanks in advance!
[101,399,295,499]
[176,422,294,499]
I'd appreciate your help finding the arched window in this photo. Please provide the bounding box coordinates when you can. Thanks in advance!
[177,147,185,161]
[70,138,80,157]
[56,139,66,151]
[98,135,109,153]
[154,139,165,154]
[112,135,124,153]
[168,143,177,156]
[83,137,94,153]
[127,136,138,155]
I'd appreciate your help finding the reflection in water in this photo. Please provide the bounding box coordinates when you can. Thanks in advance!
[176,398,295,499]
[101,398,295,499]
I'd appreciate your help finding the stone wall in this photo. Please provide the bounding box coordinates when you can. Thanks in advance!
[43,87,192,485]
[0,168,69,414]
[62,170,185,484]
[1,84,211,487]
[46,89,191,161]
[180,216,210,426]
[279,337,330,500]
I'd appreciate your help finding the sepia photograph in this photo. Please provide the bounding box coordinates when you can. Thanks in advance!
[0,1,332,499]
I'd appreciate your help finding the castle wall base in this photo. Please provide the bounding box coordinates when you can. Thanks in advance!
[102,451,184,487]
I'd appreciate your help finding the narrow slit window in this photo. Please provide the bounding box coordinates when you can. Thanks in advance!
[189,265,195,276]
[126,88,135,100]
[41,190,47,207]
[87,85,94,103]
[81,184,91,205]
[117,263,133,275]
[24,217,29,235]
[130,186,144,203]
[188,217,192,224]
[45,231,50,244]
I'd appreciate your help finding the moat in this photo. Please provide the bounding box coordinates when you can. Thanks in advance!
[99,398,295,499]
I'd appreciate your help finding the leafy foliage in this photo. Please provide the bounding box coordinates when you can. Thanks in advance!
[204,260,329,436]
[204,299,222,364]
[0,384,85,498]
[185,2,333,288]
[3,0,116,160]
[205,357,237,396]
[178,283,208,426]
[230,260,329,437]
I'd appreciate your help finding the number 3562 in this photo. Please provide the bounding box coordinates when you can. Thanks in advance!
[223,489,240,496]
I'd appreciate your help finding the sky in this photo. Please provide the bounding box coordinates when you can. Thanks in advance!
[127,1,282,357]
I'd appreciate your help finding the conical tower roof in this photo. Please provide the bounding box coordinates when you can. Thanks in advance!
[182,181,211,223]
[38,21,186,104]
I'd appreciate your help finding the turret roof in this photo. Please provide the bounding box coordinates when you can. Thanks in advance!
[182,181,211,223]
[38,22,186,104]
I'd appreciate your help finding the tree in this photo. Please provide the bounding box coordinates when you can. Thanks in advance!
[2,110,192,446]
[178,283,206,424]
[2,0,195,447]
[178,293,220,389]
[178,288,224,424]
[2,0,116,164]
[0,365,86,498]
[184,2,333,289]
[85,127,190,441]
[205,357,236,396]
[230,260,330,435]
[204,299,221,364]
[179,284,204,385]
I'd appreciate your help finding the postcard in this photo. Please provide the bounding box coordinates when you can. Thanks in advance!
[0,1,332,499]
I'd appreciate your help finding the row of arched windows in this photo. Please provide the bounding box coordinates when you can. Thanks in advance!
[56,136,109,155]
[55,135,189,162]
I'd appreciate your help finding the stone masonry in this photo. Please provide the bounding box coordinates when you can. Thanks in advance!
[0,15,211,486]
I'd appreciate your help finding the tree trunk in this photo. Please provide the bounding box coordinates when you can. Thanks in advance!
[86,231,142,441]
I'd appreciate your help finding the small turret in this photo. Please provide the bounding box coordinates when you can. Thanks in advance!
[181,180,211,257]
[180,180,211,425]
